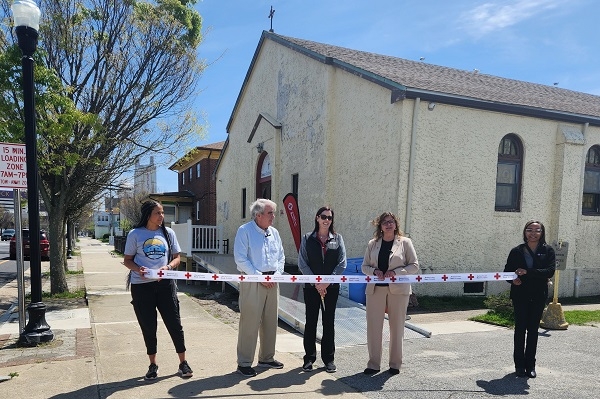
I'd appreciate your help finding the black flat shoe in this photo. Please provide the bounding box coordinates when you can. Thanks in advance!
[388,368,400,375]
[363,368,379,375]
[526,368,536,378]
[515,368,527,377]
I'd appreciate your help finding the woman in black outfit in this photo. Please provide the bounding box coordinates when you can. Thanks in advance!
[298,206,346,373]
[504,220,555,378]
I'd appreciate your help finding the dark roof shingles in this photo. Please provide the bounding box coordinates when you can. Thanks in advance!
[279,35,600,118]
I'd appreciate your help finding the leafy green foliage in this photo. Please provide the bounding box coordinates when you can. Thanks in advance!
[483,290,513,314]
[0,0,206,294]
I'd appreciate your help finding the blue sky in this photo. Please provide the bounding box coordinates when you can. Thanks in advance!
[154,0,600,192]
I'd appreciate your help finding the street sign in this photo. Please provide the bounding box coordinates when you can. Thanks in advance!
[0,142,27,189]
[551,241,568,271]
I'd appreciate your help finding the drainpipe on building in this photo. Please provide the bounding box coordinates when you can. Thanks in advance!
[404,97,420,236]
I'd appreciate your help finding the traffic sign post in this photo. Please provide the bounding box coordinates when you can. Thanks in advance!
[14,190,25,333]
[0,143,28,334]
[0,142,28,189]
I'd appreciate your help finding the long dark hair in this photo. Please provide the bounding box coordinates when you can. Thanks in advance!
[126,200,172,290]
[313,206,336,235]
[135,200,172,252]
[135,200,160,228]
[522,220,546,245]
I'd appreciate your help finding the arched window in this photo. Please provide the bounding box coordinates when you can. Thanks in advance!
[256,152,271,200]
[582,145,600,215]
[495,134,523,211]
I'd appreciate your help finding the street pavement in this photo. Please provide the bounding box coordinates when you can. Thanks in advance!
[0,237,598,398]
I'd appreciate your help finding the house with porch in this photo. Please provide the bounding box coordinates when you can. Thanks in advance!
[149,141,225,267]
[213,31,600,298]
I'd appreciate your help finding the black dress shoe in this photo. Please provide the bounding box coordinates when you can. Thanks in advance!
[363,368,379,375]
[515,368,527,377]
[526,368,536,378]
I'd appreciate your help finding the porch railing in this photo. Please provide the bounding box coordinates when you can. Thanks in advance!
[170,220,224,255]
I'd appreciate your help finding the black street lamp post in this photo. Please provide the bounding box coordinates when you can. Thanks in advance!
[12,0,53,344]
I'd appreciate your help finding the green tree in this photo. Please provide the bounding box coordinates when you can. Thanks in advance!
[0,0,205,293]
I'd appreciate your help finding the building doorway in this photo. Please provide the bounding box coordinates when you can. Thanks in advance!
[256,151,271,199]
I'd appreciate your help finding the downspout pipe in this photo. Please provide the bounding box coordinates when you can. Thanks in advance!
[404,98,419,235]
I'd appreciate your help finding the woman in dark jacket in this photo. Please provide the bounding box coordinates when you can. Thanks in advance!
[504,220,555,379]
[298,206,346,373]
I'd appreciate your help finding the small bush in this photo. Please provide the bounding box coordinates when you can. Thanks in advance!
[103,233,110,239]
[484,290,513,317]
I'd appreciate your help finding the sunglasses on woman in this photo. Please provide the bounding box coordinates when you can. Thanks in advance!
[319,214,333,221]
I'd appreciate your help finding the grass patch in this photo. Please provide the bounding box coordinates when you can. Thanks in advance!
[25,288,86,300]
[66,270,83,275]
[470,311,513,327]
[416,295,487,312]
[470,311,515,327]
[41,288,86,299]
[564,310,600,326]
[471,308,600,328]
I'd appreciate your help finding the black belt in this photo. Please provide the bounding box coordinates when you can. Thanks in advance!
[375,283,389,287]
[262,271,275,275]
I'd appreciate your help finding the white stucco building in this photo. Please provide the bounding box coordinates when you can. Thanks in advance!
[214,31,600,298]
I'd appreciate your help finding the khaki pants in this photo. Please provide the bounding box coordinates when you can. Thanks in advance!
[237,282,279,367]
[366,286,409,370]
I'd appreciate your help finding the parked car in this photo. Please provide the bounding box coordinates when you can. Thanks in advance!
[1,228,15,241]
[9,229,50,261]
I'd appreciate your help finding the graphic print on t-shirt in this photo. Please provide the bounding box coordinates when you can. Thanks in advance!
[143,238,166,260]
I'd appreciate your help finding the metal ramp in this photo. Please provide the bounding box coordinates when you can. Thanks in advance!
[193,254,430,345]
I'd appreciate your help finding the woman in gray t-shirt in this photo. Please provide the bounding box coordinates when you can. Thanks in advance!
[123,200,193,381]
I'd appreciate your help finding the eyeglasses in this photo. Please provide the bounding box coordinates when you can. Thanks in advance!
[382,219,396,225]
[525,228,542,233]
[319,214,333,221]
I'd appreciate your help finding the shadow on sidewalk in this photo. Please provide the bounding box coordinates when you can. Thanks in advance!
[168,367,358,397]
[476,373,530,395]
[46,375,172,399]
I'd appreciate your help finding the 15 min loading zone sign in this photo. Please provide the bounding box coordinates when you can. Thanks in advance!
[0,142,27,189]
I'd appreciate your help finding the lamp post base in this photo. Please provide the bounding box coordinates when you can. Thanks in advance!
[19,302,54,345]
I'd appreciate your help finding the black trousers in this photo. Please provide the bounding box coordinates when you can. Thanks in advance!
[303,283,340,364]
[512,295,546,370]
[131,279,186,355]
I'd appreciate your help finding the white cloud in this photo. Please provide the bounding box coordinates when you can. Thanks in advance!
[460,0,564,36]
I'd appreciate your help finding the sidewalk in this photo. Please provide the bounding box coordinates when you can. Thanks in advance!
[0,238,367,398]
[0,237,599,398]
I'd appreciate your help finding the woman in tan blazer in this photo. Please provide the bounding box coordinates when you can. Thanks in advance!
[361,212,419,375]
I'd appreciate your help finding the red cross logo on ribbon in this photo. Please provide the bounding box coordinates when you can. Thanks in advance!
[264,275,271,282]
[416,275,422,282]
[239,275,245,281]
[212,274,219,281]
[340,276,347,282]
[316,276,322,283]
[365,276,371,282]
[390,276,396,282]
[157,270,164,278]
[468,274,474,280]
[494,273,501,280]
[442,274,448,281]
[290,275,297,282]
[185,272,191,279]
